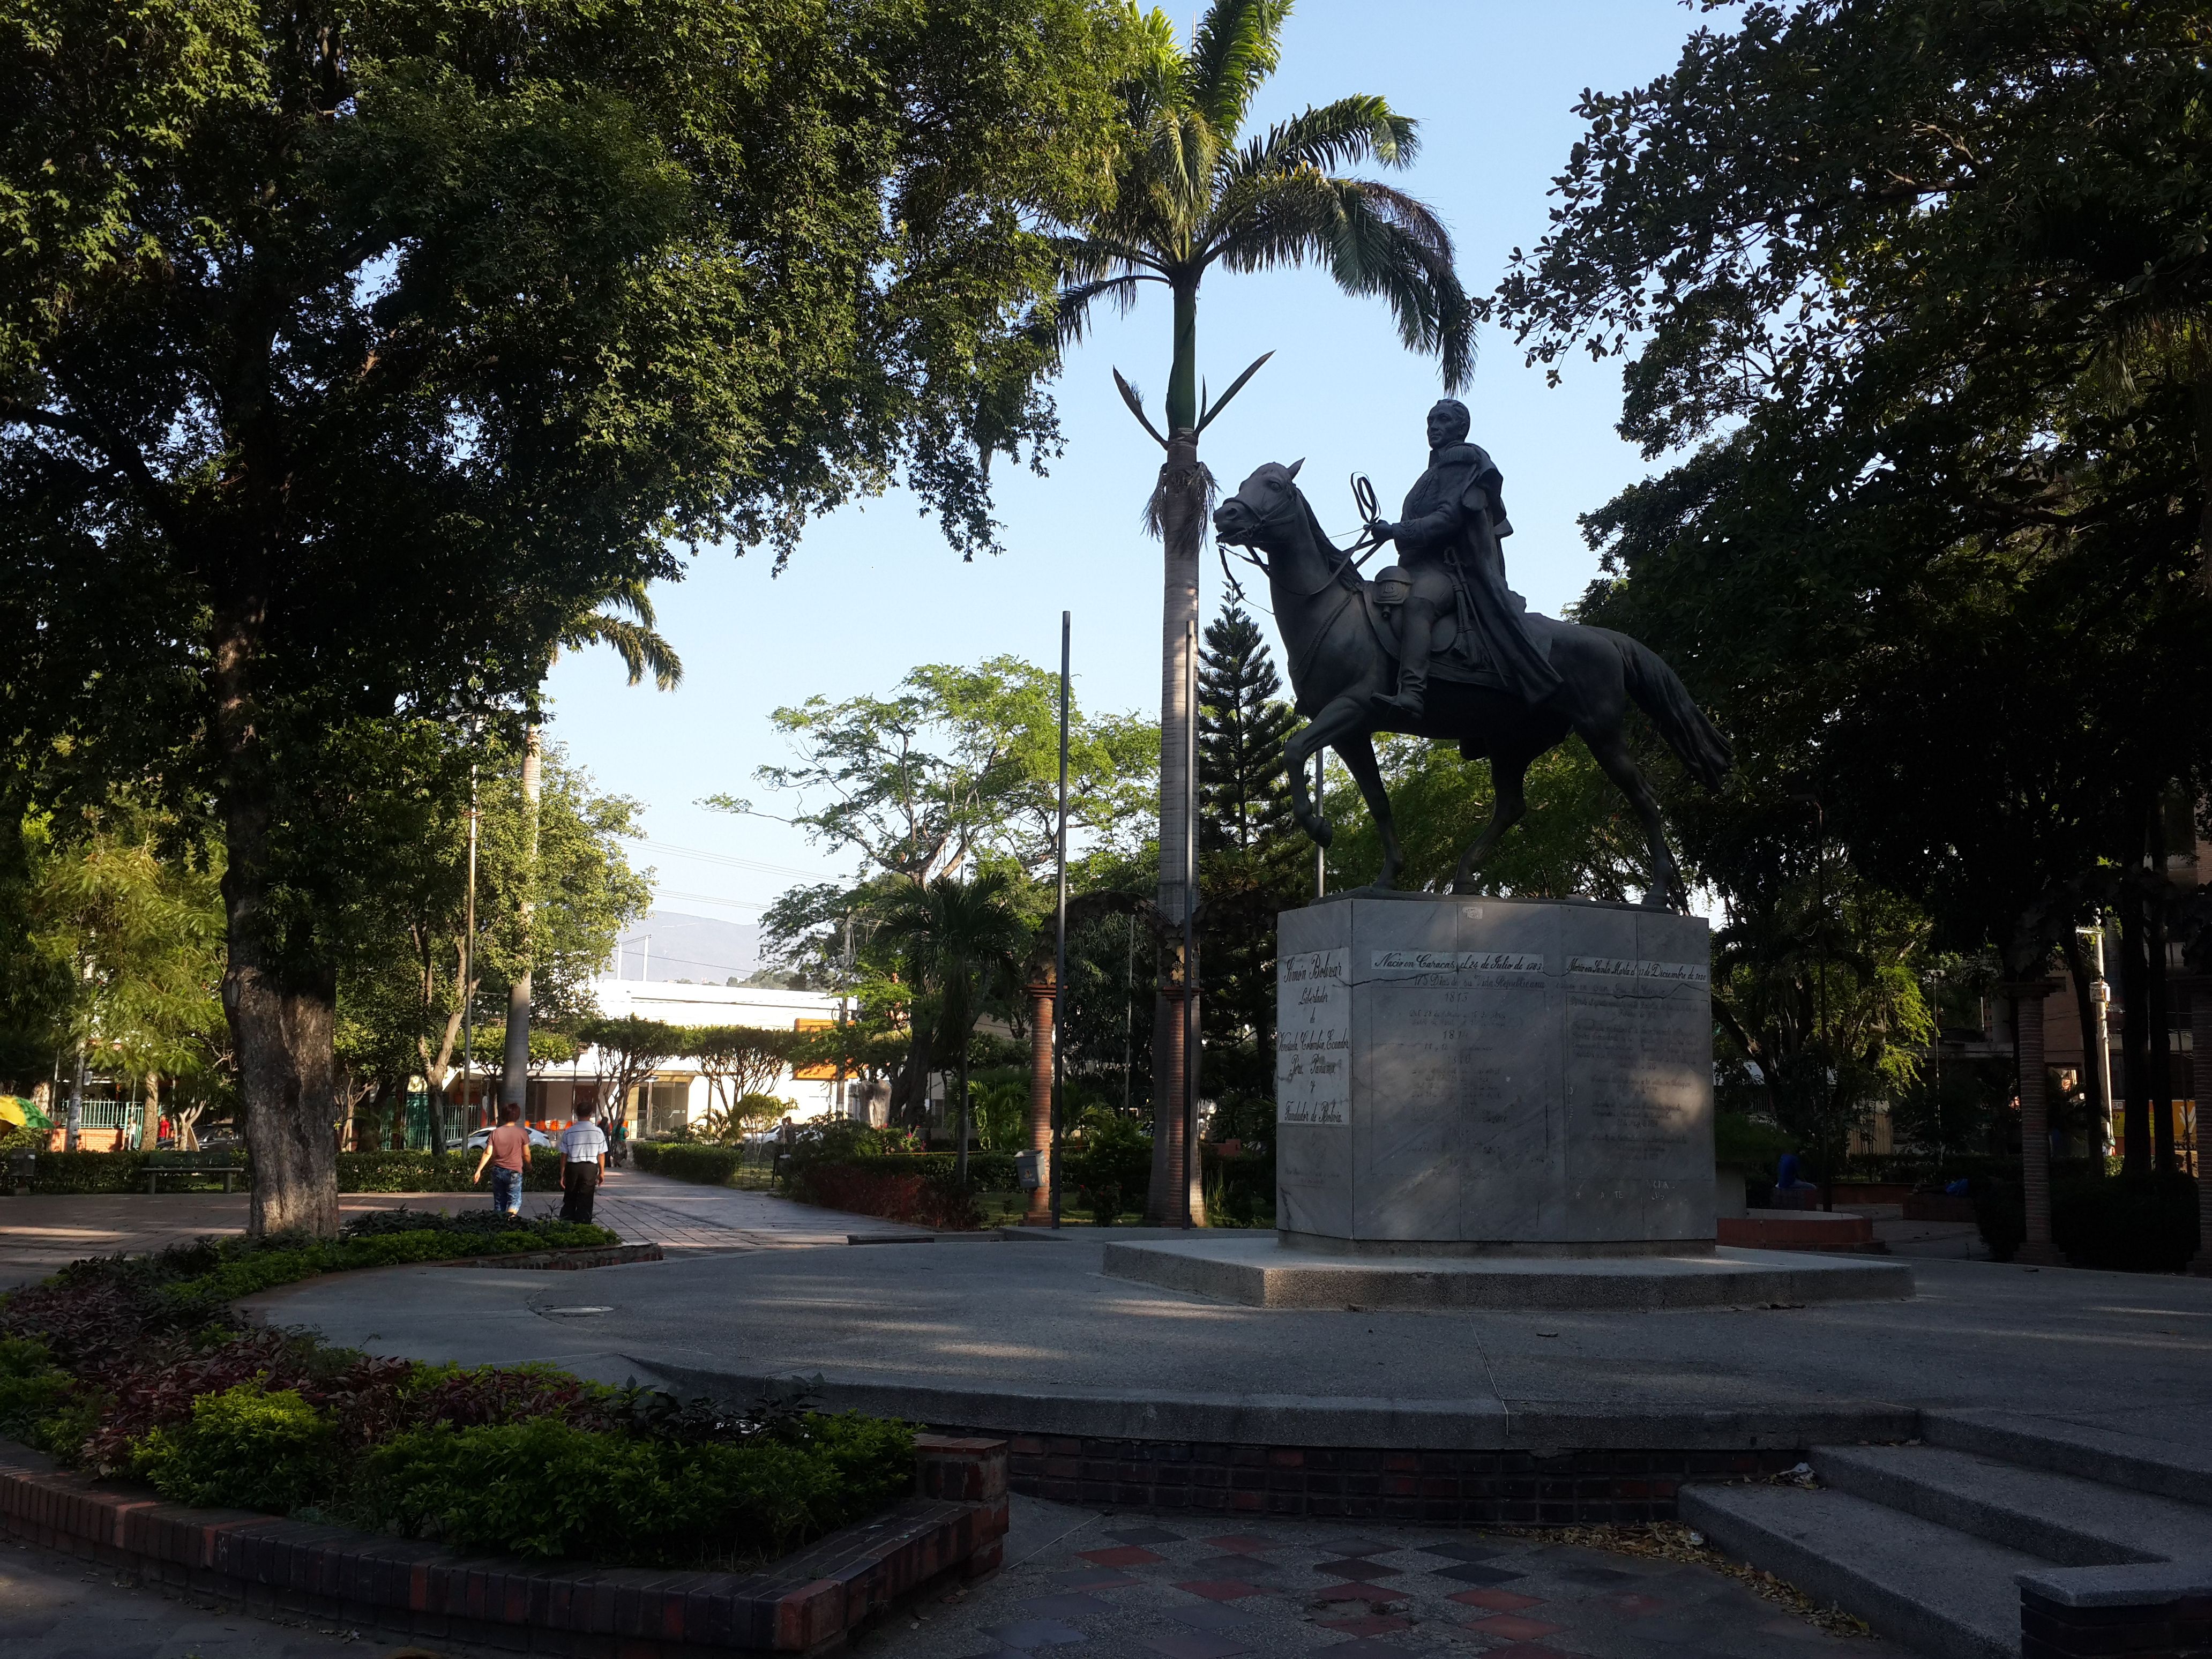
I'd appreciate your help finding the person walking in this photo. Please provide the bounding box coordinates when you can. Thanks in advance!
[559,1100,610,1225]
[472,1101,530,1217]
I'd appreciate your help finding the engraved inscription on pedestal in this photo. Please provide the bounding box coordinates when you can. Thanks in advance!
[1276,898,1715,1252]
[1277,948,1350,1128]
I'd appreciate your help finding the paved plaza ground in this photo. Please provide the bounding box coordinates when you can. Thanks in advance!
[4,1171,2206,1658]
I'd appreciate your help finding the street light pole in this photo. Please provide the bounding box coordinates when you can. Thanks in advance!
[1052,610,1071,1231]
[457,740,481,1146]
[1313,748,1326,899]
[2083,920,2115,1157]
[1182,617,1199,1230]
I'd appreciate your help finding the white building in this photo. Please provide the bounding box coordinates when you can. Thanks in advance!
[523,977,856,1135]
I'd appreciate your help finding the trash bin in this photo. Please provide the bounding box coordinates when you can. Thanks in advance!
[9,1152,34,1197]
[1015,1151,1042,1191]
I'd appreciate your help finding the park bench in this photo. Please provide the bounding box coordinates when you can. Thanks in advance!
[145,1157,248,1194]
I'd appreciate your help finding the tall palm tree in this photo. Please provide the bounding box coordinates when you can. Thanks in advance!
[1039,1,1473,1221]
[877,869,1031,1186]
[499,581,683,1118]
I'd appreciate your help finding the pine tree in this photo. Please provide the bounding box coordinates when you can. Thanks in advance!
[1198,607,1297,856]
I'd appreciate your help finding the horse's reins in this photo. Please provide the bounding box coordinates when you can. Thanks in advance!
[1216,472,1392,607]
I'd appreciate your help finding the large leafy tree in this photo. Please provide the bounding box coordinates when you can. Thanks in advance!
[1036,0,1473,1220]
[2,0,1130,1230]
[1493,0,2212,1206]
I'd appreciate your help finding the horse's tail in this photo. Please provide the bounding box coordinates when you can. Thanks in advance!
[1611,633,1733,790]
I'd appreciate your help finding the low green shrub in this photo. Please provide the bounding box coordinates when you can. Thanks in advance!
[630,1141,748,1185]
[1062,1138,1152,1227]
[1977,1171,2201,1270]
[358,1409,914,1565]
[337,1149,563,1193]
[129,1382,337,1511]
[23,1150,158,1194]
[2053,1172,2200,1272]
[0,1337,72,1442]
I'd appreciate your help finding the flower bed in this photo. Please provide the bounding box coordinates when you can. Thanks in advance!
[0,1210,918,1572]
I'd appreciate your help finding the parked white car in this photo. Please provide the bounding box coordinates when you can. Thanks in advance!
[461,1126,558,1151]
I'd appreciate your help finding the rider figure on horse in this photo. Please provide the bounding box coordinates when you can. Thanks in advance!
[1365,398,1563,721]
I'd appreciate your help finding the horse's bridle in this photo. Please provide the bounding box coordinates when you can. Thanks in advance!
[1216,472,1386,603]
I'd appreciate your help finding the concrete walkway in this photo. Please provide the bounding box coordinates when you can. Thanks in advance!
[0,1166,920,1290]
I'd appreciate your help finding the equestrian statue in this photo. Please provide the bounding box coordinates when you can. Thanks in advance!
[1210,398,1732,911]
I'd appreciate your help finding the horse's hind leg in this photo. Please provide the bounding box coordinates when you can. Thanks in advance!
[1451,745,1531,893]
[1584,730,1686,910]
[1333,730,1405,891]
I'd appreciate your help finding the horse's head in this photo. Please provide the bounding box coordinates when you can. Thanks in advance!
[1213,458,1304,548]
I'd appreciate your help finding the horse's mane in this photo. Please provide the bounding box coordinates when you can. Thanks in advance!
[1290,477,1364,594]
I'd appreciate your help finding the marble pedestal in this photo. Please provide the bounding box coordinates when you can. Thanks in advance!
[1275,893,1716,1253]
[1104,894,1909,1309]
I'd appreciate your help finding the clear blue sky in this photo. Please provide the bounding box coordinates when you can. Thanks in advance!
[555,1,1707,928]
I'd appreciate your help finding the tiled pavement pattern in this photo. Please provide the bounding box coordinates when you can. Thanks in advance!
[0,1168,916,1288]
[850,1498,1908,1659]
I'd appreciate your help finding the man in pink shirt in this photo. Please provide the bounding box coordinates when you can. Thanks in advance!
[472,1101,530,1216]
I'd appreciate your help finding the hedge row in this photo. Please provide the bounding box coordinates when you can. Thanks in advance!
[1975,1170,2201,1272]
[17,1148,564,1195]
[628,1141,748,1186]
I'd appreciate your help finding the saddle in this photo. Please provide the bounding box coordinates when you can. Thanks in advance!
[1359,565,1551,693]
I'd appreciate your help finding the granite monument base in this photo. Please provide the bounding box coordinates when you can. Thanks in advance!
[1102,1234,1912,1309]
[1273,893,1719,1252]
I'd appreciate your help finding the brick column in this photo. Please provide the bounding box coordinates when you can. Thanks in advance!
[1025,981,1055,1224]
[2009,981,2061,1267]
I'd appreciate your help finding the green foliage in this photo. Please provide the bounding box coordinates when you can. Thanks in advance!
[129,1384,337,1513]
[1038,0,1473,431]
[337,1149,564,1193]
[0,1337,72,1443]
[1198,607,1297,857]
[1713,1111,1797,1170]
[1500,0,2212,969]
[3,0,1136,1223]
[969,1072,1029,1152]
[359,1411,913,1565]
[1978,1170,2200,1272]
[629,1142,748,1186]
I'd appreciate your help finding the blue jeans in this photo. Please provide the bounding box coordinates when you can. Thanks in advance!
[489,1167,522,1215]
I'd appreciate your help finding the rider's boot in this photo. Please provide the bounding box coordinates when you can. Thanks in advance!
[1370,671,1425,722]
[1371,599,1432,722]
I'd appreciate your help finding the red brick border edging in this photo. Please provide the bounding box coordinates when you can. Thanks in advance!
[0,1432,1007,1655]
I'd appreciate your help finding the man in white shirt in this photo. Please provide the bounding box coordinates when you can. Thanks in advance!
[558,1100,610,1224]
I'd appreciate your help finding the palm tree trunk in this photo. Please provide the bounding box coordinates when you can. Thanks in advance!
[1147,430,1207,1225]
[502,721,544,1113]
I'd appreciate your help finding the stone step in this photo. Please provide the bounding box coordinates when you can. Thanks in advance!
[1680,1481,2037,1659]
[1812,1444,2204,1567]
[1920,1408,2212,1513]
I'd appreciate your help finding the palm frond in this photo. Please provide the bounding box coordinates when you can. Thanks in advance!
[1028,273,1157,356]
[561,610,684,691]
[1186,0,1291,138]
[1220,95,1418,184]
[1208,175,1474,390]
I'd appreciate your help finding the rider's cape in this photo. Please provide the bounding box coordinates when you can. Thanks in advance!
[1372,442,1561,703]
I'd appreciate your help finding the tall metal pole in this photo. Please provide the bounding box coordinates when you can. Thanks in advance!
[458,744,481,1144]
[1313,748,1326,899]
[1182,617,1199,1229]
[2086,920,2115,1157]
[1052,610,1071,1230]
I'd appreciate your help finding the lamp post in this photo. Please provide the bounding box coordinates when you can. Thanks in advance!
[1052,610,1071,1231]
[2082,922,2114,1157]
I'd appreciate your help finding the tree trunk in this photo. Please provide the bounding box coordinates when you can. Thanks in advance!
[1146,428,1208,1226]
[1026,977,1055,1224]
[503,721,544,1111]
[64,1043,84,1152]
[213,598,340,1236]
[2012,983,2059,1266]
[2190,972,2212,1277]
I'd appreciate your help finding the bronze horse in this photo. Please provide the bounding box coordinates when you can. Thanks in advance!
[1212,460,1732,910]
